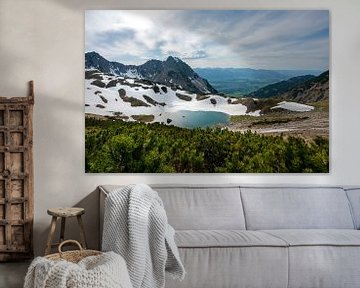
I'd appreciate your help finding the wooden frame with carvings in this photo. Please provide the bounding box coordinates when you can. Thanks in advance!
[0,81,34,261]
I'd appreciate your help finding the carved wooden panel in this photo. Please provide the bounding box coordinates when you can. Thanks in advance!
[0,82,34,261]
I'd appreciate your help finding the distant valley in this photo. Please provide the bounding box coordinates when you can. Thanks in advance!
[195,67,322,96]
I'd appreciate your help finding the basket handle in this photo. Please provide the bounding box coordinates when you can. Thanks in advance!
[58,240,83,255]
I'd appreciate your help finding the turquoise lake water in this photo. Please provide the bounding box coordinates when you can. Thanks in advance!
[167,110,230,129]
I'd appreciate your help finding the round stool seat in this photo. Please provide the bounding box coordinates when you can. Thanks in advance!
[47,207,85,218]
[45,207,87,255]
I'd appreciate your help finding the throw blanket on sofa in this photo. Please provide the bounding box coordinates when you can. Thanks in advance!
[24,252,132,288]
[102,184,185,288]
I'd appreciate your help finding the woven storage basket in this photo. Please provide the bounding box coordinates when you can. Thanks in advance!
[45,240,102,263]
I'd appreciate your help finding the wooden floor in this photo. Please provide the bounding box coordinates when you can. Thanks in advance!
[0,261,30,288]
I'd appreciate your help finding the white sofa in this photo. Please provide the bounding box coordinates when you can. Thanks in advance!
[99,185,360,288]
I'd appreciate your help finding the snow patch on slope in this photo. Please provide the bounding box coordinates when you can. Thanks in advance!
[271,101,314,112]
[85,71,259,126]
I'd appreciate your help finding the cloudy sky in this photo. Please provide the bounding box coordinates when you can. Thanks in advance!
[85,10,329,70]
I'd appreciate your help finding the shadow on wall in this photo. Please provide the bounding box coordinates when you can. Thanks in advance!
[0,0,92,260]
[31,82,86,254]
[38,187,100,256]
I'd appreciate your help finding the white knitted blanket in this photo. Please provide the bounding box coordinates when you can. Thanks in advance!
[102,184,185,288]
[24,251,133,288]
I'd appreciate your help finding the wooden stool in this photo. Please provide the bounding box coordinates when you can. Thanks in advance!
[45,207,87,255]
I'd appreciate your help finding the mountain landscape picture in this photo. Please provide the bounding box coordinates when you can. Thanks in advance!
[85,10,329,173]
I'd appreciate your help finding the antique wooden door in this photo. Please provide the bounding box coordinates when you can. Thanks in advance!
[0,82,34,261]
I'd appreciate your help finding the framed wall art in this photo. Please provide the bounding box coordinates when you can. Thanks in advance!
[85,10,329,173]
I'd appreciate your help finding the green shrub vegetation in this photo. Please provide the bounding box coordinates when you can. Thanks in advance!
[91,80,106,88]
[210,98,217,105]
[106,79,118,88]
[118,89,150,107]
[131,115,155,122]
[196,94,210,101]
[176,93,192,101]
[85,118,329,173]
[142,95,165,106]
[85,70,102,80]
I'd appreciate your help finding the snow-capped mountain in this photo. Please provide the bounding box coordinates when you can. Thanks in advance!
[85,69,315,128]
[85,69,263,127]
[85,52,218,95]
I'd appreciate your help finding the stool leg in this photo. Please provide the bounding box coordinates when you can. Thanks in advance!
[45,216,57,255]
[60,217,66,243]
[77,215,87,249]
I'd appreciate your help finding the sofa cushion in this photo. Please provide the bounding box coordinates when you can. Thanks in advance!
[175,230,287,248]
[100,185,246,230]
[154,186,246,230]
[165,246,288,288]
[262,229,360,246]
[241,187,355,230]
[261,230,360,287]
[287,246,360,288]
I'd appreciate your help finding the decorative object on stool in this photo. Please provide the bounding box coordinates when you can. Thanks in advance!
[24,240,133,288]
[45,207,87,255]
[0,81,34,262]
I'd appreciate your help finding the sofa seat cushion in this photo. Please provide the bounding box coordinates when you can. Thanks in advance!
[262,229,360,246]
[175,230,288,248]
[260,230,360,288]
[166,246,289,288]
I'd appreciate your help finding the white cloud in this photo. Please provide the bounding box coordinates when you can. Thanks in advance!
[85,10,329,69]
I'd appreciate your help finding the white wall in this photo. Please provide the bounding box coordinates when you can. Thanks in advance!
[0,0,360,256]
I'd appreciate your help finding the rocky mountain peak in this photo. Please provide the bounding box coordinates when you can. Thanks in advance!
[165,56,182,63]
[85,52,217,94]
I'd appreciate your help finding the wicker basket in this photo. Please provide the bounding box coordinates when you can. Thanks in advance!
[45,240,102,263]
